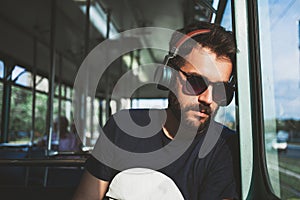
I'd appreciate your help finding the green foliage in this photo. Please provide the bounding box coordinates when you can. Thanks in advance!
[9,86,32,134]
[277,119,300,132]
[35,93,48,136]
[8,86,49,141]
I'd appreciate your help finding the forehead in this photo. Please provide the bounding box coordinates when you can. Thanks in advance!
[181,47,232,82]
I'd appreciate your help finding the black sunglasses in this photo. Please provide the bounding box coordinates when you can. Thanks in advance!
[174,67,235,106]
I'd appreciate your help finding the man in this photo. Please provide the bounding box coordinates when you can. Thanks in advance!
[74,21,239,200]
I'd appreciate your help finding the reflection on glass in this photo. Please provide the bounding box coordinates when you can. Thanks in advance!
[258,0,300,199]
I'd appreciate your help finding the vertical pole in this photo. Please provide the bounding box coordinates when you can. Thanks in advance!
[106,9,111,39]
[0,61,14,143]
[30,37,37,147]
[58,55,62,118]
[105,10,111,120]
[26,42,36,183]
[27,38,37,186]
[80,0,91,146]
[85,0,90,56]
[99,99,103,127]
[245,0,280,199]
[90,96,94,145]
[56,54,62,146]
[46,0,57,153]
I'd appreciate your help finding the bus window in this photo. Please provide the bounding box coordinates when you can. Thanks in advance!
[9,85,33,144]
[257,1,300,199]
[35,75,49,93]
[0,60,3,129]
[131,98,168,109]
[34,92,47,143]
[214,0,236,131]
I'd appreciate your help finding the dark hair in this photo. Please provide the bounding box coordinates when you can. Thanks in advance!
[168,21,237,71]
[54,116,69,132]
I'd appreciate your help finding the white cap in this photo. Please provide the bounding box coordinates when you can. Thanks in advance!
[106,168,184,200]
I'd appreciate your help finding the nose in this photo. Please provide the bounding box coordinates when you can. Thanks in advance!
[198,85,213,105]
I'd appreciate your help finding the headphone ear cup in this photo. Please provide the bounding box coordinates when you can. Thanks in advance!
[154,64,174,91]
[225,86,235,106]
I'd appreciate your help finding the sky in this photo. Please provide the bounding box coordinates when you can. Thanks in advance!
[263,0,300,119]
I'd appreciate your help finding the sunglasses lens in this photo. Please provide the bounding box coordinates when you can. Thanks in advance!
[186,76,207,95]
[180,69,235,106]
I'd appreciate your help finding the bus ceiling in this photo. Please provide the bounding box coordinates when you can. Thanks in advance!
[0,0,228,99]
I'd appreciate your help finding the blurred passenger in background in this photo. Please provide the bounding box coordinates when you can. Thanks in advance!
[37,116,81,152]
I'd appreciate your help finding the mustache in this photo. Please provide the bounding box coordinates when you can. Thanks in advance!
[184,104,212,115]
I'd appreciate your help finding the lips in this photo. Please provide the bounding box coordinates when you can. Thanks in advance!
[195,111,208,119]
[187,104,211,116]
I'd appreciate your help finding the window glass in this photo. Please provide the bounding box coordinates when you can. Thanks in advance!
[66,86,72,99]
[131,98,168,109]
[55,84,59,96]
[214,0,236,130]
[0,61,3,129]
[0,60,4,78]
[258,0,300,199]
[12,65,33,87]
[53,97,71,121]
[34,92,47,142]
[220,0,232,30]
[55,83,66,97]
[86,96,95,146]
[0,82,3,131]
[53,98,60,118]
[9,86,32,144]
[35,75,49,93]
[91,98,100,146]
[100,99,107,127]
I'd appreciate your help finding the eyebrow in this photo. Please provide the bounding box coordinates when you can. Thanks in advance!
[177,68,206,79]
[178,68,233,84]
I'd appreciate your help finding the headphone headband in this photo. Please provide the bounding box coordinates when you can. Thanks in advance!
[170,29,211,57]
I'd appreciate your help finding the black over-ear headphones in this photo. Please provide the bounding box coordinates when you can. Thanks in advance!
[154,29,211,90]
[154,29,235,106]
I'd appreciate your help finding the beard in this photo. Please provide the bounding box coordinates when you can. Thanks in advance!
[168,92,213,132]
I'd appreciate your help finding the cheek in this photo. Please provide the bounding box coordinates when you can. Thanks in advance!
[176,92,198,107]
[174,79,193,105]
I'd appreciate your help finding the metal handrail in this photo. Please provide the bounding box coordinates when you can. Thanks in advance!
[0,158,86,167]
